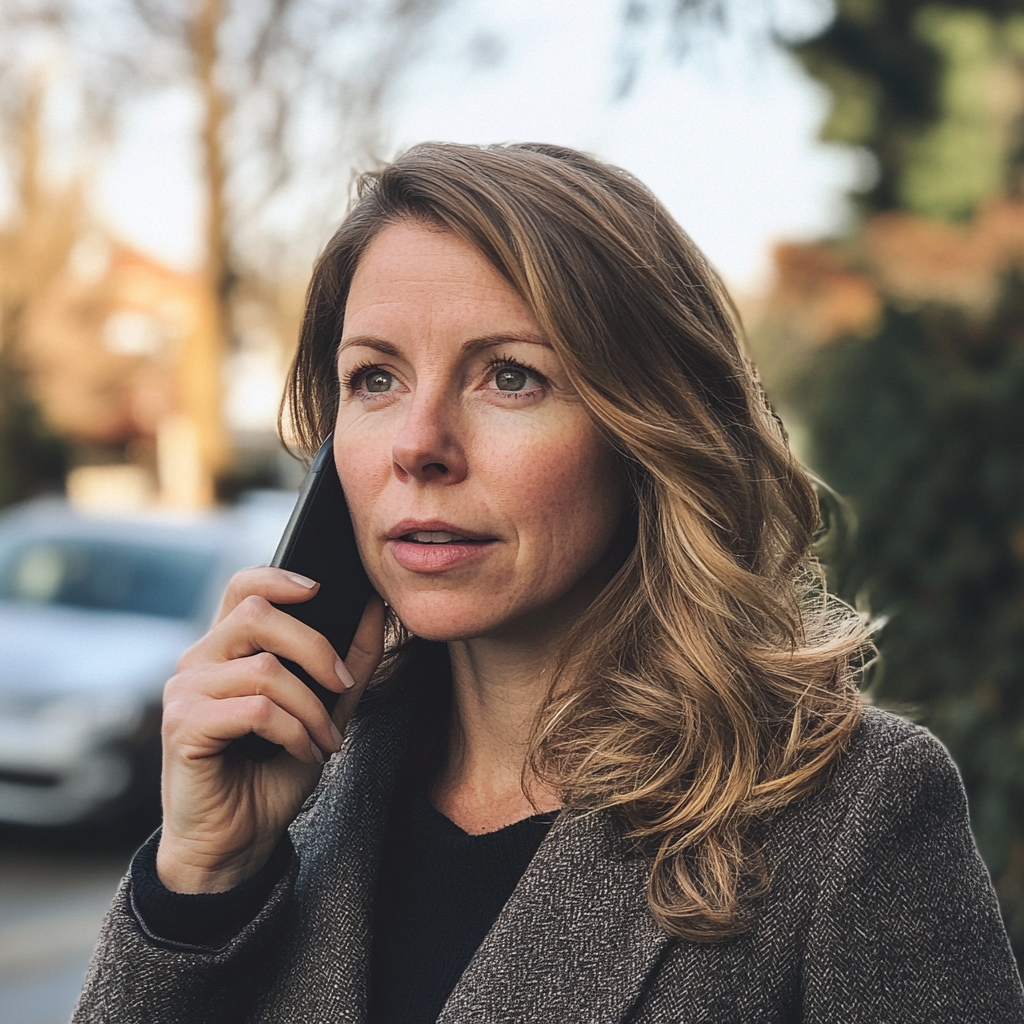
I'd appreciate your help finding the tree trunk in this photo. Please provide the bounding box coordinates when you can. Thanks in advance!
[168,0,232,506]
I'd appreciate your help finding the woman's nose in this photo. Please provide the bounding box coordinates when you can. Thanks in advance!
[391,388,468,484]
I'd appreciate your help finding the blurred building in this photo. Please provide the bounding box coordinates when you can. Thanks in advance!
[13,231,290,511]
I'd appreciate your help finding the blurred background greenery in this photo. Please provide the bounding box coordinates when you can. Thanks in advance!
[745,0,1024,962]
[0,0,1022,982]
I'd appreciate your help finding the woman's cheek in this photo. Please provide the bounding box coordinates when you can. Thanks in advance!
[486,434,618,585]
[334,436,391,567]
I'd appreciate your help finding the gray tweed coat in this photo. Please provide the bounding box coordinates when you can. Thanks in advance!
[74,693,1024,1023]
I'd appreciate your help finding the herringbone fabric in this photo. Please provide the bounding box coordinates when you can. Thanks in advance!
[73,697,1024,1023]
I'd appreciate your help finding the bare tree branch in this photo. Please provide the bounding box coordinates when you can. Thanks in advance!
[1,0,453,499]
[616,0,818,96]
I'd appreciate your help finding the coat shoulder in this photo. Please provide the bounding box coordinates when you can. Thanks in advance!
[828,703,963,811]
[848,702,935,757]
[770,702,969,863]
[630,705,1024,1022]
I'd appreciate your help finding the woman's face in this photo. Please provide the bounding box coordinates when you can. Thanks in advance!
[334,220,628,642]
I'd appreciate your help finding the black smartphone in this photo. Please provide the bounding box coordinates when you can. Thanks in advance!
[230,433,374,761]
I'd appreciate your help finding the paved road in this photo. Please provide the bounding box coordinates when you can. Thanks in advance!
[0,828,139,1024]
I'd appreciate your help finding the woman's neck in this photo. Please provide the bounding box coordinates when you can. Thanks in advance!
[429,631,563,835]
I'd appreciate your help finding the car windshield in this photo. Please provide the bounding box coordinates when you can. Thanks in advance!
[0,538,214,620]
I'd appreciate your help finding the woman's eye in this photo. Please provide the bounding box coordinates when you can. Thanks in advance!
[488,361,546,395]
[364,370,395,393]
[495,367,529,392]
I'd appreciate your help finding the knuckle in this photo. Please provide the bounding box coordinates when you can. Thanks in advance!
[163,674,185,703]
[175,639,205,672]
[247,693,274,725]
[226,566,262,596]
[164,666,212,703]
[237,593,270,621]
[250,651,280,679]
[161,698,188,737]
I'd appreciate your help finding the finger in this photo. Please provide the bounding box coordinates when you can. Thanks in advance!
[215,566,320,624]
[331,595,386,730]
[171,654,343,756]
[167,693,325,765]
[343,594,387,686]
[182,596,348,699]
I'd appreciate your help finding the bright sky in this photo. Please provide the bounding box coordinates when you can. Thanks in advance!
[95,0,857,294]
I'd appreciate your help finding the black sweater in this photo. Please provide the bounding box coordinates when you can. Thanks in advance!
[370,786,555,1023]
[131,790,554,1023]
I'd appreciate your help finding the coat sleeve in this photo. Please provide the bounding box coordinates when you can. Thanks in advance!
[801,727,1024,1023]
[70,854,299,1024]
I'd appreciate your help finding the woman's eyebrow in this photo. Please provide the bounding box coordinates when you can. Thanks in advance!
[338,332,551,356]
[462,332,551,354]
[337,336,401,356]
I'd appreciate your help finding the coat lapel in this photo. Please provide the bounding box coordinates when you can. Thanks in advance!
[263,693,413,1023]
[438,808,672,1024]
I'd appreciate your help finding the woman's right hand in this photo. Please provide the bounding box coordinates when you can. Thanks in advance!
[155,567,385,894]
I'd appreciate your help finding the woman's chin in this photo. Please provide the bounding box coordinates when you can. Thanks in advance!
[389,601,510,644]
[399,619,492,643]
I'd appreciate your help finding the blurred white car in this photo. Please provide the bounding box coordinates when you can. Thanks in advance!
[0,493,293,827]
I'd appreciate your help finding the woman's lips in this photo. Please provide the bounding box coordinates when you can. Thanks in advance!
[385,520,498,573]
[388,536,496,573]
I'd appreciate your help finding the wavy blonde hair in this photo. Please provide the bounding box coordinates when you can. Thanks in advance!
[284,142,872,940]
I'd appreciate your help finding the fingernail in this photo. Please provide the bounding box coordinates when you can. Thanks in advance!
[286,572,318,589]
[329,724,343,750]
[335,658,354,688]
[309,742,324,764]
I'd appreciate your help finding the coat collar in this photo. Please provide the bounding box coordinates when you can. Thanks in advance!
[270,688,672,1023]
[269,690,415,1022]
[438,807,672,1023]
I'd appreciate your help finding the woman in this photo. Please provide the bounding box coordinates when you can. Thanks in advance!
[75,143,1023,1023]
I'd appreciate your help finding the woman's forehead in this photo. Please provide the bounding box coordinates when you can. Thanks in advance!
[342,222,544,349]
[349,222,499,293]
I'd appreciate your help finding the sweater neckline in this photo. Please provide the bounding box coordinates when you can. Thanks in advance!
[412,785,560,841]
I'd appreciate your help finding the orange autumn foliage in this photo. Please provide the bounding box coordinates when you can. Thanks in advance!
[761,197,1024,348]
